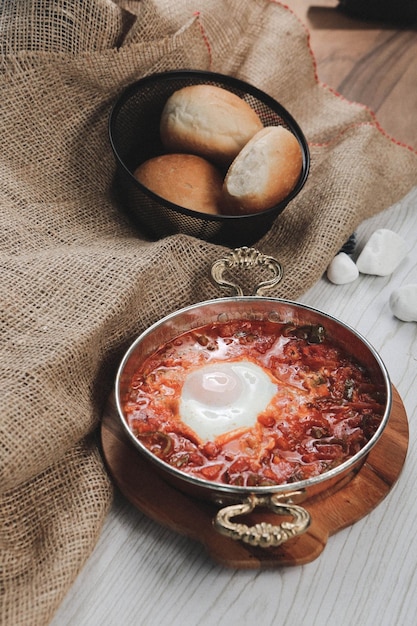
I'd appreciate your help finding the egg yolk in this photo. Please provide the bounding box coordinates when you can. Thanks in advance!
[179,361,277,442]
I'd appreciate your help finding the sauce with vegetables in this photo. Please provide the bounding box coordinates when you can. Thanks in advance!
[122,320,385,486]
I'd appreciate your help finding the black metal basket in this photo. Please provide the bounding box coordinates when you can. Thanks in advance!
[109,70,310,247]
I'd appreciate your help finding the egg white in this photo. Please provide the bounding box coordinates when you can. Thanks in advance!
[179,360,277,442]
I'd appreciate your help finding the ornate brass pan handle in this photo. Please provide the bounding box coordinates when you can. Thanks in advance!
[211,246,283,296]
[214,493,311,548]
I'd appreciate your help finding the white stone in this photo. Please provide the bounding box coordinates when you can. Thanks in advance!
[389,284,417,322]
[326,252,359,284]
[356,229,408,276]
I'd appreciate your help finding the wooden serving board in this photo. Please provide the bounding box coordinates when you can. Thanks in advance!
[100,387,408,568]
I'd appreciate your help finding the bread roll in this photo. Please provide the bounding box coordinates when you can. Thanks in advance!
[133,153,224,215]
[222,126,303,215]
[160,84,263,167]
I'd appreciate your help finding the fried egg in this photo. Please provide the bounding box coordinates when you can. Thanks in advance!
[179,360,277,442]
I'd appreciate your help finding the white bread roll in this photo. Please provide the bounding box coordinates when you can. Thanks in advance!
[133,153,224,215]
[222,126,303,215]
[160,84,263,167]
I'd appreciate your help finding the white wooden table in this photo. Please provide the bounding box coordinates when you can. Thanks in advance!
[51,185,417,626]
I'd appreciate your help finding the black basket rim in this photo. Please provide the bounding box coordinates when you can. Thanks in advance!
[108,69,310,223]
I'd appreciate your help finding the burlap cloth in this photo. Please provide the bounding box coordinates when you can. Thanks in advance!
[1,1,416,624]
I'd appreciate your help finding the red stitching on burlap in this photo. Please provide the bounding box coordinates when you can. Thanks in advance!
[313,82,416,152]
[309,120,416,152]
[269,1,417,155]
[273,1,320,82]
[193,11,213,69]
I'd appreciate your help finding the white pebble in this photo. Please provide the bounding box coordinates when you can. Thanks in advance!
[327,252,359,284]
[389,284,417,322]
[356,229,408,276]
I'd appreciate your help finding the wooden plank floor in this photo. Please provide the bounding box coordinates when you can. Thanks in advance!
[285,0,417,150]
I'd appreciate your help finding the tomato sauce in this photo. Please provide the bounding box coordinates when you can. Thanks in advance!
[122,320,385,486]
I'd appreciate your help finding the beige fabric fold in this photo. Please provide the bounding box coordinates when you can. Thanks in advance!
[1,1,416,624]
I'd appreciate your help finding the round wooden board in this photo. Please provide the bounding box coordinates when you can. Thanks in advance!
[100,386,408,568]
